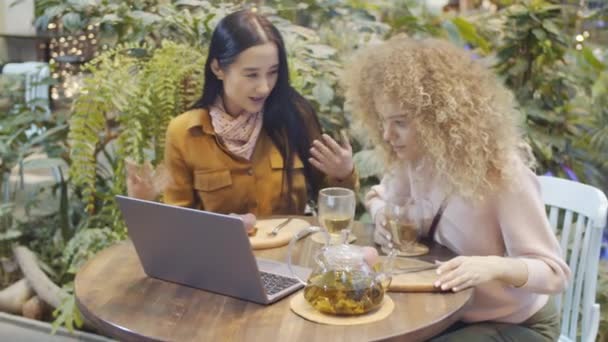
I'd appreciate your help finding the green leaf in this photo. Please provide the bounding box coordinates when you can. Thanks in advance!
[541,20,561,36]
[581,47,606,71]
[451,17,490,54]
[509,59,529,76]
[61,12,83,32]
[353,149,385,178]
[174,0,209,6]
[129,11,162,26]
[532,28,546,41]
[305,44,336,59]
[100,13,120,24]
[312,79,334,107]
[66,0,96,11]
[52,293,83,333]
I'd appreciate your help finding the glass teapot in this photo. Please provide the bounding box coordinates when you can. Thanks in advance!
[287,227,396,315]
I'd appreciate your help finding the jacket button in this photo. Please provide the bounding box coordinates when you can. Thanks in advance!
[247,169,254,176]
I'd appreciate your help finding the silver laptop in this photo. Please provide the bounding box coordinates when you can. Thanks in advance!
[116,195,311,304]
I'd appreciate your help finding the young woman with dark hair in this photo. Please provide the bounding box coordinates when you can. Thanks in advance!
[151,9,356,225]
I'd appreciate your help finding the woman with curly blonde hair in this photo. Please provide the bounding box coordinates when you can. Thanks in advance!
[344,36,570,341]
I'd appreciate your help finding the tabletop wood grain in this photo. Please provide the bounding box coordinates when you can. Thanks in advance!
[75,218,472,342]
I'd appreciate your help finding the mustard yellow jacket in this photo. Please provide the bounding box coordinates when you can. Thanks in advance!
[163,108,357,216]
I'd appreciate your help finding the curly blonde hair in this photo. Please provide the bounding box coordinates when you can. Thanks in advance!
[343,36,533,200]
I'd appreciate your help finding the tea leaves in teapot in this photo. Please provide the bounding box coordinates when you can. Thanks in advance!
[303,270,384,315]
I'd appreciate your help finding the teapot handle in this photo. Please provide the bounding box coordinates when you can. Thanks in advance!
[287,225,330,285]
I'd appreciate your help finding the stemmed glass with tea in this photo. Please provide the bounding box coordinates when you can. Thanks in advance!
[383,196,433,256]
[317,187,356,244]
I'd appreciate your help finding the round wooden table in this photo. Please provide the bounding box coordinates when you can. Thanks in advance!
[75,219,472,342]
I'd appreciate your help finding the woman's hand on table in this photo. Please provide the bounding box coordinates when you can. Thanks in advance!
[230,213,257,234]
[309,133,354,180]
[434,256,528,292]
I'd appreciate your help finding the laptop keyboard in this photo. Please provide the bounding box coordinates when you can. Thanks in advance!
[260,272,300,296]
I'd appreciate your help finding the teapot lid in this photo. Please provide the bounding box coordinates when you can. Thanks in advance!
[323,244,365,268]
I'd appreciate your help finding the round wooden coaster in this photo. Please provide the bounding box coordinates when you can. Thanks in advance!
[310,232,356,244]
[249,218,310,250]
[381,242,429,257]
[289,292,394,326]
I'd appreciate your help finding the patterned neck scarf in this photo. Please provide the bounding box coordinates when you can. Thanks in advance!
[208,99,263,160]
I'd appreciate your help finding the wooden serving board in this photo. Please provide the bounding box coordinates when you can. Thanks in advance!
[386,257,443,293]
[249,218,310,250]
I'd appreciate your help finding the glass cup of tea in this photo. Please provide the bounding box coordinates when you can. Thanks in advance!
[384,196,433,256]
[318,187,356,244]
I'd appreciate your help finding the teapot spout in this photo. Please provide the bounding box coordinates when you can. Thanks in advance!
[383,248,397,274]
[375,248,397,290]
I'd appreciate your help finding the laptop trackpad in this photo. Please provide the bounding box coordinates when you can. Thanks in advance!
[257,258,311,280]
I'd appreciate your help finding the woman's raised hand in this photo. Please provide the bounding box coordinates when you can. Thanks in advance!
[126,160,157,201]
[309,133,354,180]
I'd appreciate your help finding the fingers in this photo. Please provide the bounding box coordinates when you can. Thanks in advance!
[435,274,477,292]
[309,133,355,180]
[230,213,257,233]
[373,216,392,246]
[452,279,475,292]
[436,270,467,291]
[364,189,378,203]
[375,211,387,229]
[321,134,344,155]
[339,130,353,152]
[308,157,330,175]
[434,257,484,292]
[373,229,391,246]
[127,172,142,183]
[309,145,332,166]
[311,134,350,161]
[311,139,336,163]
[125,160,155,185]
[437,256,465,275]
[242,214,257,233]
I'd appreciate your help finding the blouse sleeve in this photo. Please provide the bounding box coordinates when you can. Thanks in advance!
[496,163,571,294]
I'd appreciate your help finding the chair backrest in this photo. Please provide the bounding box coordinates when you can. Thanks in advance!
[538,175,608,342]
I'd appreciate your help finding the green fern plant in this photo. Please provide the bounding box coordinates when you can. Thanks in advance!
[68,41,206,227]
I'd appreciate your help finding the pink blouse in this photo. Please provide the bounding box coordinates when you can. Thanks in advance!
[365,159,571,323]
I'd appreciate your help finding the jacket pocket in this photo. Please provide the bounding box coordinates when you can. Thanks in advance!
[193,169,232,192]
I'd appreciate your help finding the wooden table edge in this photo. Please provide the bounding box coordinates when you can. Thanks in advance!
[374,289,473,341]
[75,242,164,342]
[74,225,474,342]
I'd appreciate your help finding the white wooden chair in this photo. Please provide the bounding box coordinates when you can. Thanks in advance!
[538,175,608,342]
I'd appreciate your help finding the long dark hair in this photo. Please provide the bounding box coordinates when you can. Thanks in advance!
[193,10,320,210]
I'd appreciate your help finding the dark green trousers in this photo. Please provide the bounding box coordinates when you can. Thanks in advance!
[430,299,560,342]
